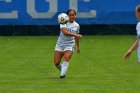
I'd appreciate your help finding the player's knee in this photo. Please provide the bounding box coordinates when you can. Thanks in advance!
[63,56,71,61]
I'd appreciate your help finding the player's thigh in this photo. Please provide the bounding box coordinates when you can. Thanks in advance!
[63,50,73,62]
[54,51,63,65]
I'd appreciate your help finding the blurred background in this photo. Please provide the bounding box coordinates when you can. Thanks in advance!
[0,0,140,35]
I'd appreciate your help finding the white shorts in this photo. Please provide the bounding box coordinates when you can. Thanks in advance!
[55,45,74,52]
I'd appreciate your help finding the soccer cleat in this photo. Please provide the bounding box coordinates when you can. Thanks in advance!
[60,75,65,79]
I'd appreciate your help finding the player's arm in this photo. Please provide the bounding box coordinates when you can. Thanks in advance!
[60,24,82,38]
[61,28,82,39]
[75,37,80,54]
[75,26,81,54]
[124,39,138,60]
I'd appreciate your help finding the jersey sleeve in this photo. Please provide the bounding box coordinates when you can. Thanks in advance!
[137,23,140,38]
[60,24,67,28]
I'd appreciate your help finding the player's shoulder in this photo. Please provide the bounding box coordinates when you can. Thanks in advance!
[60,24,67,28]
[137,22,140,27]
[73,21,80,27]
[136,22,140,32]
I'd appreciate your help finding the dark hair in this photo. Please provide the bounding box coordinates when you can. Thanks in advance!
[67,9,76,15]
[136,5,140,12]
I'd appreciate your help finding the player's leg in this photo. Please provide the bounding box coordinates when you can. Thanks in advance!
[60,50,73,79]
[54,51,63,71]
[63,50,73,62]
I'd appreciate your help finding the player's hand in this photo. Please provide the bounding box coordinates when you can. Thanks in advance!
[75,34,82,39]
[123,50,132,60]
[77,47,80,54]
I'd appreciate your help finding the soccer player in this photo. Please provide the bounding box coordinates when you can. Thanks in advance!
[54,9,82,79]
[124,5,140,63]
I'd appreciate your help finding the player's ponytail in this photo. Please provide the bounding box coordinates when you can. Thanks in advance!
[136,5,140,12]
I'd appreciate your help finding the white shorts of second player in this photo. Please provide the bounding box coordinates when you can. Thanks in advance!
[55,45,74,52]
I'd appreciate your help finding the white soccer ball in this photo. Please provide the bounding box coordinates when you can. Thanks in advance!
[58,13,69,24]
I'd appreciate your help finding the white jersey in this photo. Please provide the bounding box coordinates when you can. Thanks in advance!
[136,22,140,61]
[56,21,80,47]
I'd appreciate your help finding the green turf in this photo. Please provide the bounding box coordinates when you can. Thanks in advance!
[0,36,140,93]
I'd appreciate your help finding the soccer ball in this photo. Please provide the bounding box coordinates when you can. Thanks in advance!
[58,13,69,24]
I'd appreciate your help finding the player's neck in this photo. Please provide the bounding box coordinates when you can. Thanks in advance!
[69,21,74,23]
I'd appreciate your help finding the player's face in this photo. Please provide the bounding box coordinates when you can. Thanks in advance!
[68,11,76,23]
[136,12,140,21]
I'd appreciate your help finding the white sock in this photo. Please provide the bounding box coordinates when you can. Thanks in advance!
[61,61,69,76]
[55,64,61,71]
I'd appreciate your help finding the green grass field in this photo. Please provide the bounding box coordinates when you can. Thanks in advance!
[0,36,140,93]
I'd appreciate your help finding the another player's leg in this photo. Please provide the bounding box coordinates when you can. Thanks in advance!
[54,51,63,71]
[60,50,73,79]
